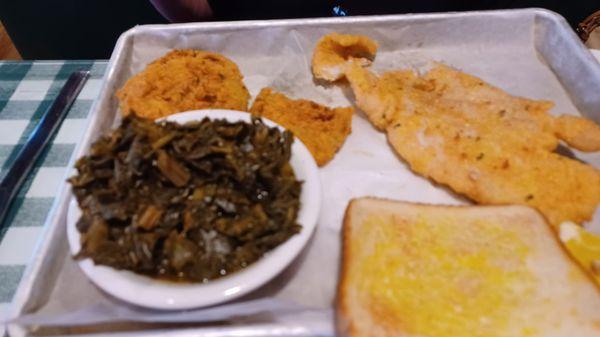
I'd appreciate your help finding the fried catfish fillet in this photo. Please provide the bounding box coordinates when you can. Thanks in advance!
[386,111,600,228]
[343,61,600,227]
[249,88,353,166]
[420,65,600,152]
[311,32,600,226]
[346,62,600,152]
[117,49,250,120]
[312,32,378,82]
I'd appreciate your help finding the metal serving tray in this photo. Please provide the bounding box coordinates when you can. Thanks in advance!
[7,8,600,337]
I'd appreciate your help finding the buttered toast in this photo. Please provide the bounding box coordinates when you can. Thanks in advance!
[338,198,600,337]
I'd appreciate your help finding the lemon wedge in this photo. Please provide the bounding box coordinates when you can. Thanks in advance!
[560,221,600,284]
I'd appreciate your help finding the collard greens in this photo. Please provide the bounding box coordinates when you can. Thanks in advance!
[69,116,302,282]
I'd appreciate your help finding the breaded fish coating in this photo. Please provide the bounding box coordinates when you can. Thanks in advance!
[344,61,600,227]
[421,64,600,152]
[554,115,600,152]
[117,49,250,120]
[311,33,600,227]
[346,62,600,152]
[249,88,353,166]
[312,32,377,82]
[386,112,600,227]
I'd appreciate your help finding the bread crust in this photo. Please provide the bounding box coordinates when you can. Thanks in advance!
[336,198,358,337]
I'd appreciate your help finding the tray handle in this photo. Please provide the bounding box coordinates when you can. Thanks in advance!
[577,10,600,43]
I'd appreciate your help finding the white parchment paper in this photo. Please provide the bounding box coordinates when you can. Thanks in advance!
[9,9,600,336]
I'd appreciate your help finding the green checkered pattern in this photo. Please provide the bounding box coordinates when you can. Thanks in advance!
[0,61,107,334]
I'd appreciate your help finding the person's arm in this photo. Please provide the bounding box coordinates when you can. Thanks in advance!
[150,0,332,22]
[149,0,212,22]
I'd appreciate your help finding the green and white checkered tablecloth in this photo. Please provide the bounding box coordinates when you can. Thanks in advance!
[0,60,107,335]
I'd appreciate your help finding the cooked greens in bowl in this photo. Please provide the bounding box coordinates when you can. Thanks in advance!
[69,116,302,282]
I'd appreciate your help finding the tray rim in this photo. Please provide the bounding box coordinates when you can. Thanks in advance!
[7,7,597,337]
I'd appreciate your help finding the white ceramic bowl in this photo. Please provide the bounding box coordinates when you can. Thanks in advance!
[67,109,321,310]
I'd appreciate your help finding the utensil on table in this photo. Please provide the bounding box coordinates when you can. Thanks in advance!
[0,70,90,229]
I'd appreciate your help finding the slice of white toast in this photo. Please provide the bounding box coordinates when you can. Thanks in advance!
[338,198,600,337]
